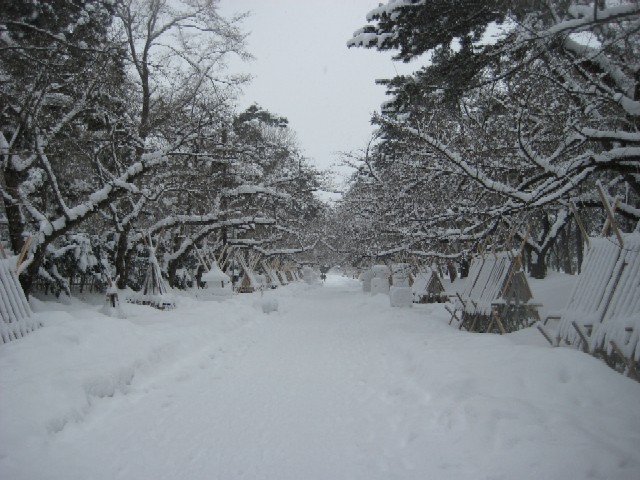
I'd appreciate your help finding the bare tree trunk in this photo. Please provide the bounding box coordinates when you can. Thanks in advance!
[167,260,178,289]
[530,251,547,279]
[21,244,45,298]
[560,224,573,274]
[115,226,131,289]
[576,222,584,275]
[3,168,26,256]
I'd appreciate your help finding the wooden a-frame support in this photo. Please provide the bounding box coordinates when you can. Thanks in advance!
[550,189,640,380]
[597,181,624,248]
[570,201,591,250]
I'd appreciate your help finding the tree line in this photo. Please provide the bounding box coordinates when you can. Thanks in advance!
[0,0,325,296]
[335,0,640,278]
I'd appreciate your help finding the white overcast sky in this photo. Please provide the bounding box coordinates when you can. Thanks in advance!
[218,0,419,178]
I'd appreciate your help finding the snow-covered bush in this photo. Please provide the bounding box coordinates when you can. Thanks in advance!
[371,265,391,295]
[35,234,110,297]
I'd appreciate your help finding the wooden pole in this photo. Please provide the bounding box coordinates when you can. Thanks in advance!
[490,306,507,335]
[500,227,528,298]
[16,236,31,270]
[193,244,209,272]
[536,323,555,346]
[571,321,591,354]
[601,198,620,236]
[455,292,468,330]
[217,243,229,265]
[519,226,530,259]
[445,304,461,326]
[610,340,639,381]
[596,182,624,247]
[570,201,591,250]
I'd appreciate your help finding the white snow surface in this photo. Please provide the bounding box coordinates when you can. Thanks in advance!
[1,275,640,480]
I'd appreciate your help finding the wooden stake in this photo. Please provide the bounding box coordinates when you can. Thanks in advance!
[602,198,620,238]
[596,182,624,247]
[571,321,591,354]
[570,201,591,250]
[598,260,627,325]
[505,224,517,252]
[468,313,479,332]
[518,226,530,259]
[478,238,488,260]
[249,250,261,270]
[489,306,507,334]
[217,243,229,264]
[16,236,31,270]
[194,245,210,272]
[445,305,461,326]
[221,245,236,271]
[456,292,469,330]
[536,323,555,346]
[500,228,528,299]
[610,340,639,381]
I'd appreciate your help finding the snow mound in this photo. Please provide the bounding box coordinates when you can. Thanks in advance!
[261,298,279,314]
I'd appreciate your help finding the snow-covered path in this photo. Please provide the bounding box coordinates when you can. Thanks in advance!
[2,275,640,479]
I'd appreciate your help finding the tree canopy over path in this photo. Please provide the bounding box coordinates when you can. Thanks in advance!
[337,0,640,278]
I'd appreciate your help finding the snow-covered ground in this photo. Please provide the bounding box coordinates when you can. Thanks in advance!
[1,274,639,480]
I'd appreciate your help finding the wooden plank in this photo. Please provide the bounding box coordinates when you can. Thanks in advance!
[193,245,210,272]
[455,292,468,329]
[609,340,639,381]
[495,317,507,335]
[557,238,622,346]
[543,314,561,326]
[601,198,620,236]
[572,321,591,354]
[0,265,19,325]
[536,323,555,346]
[217,243,229,264]
[484,315,494,333]
[491,306,507,335]
[468,311,480,332]
[504,224,517,252]
[2,263,30,320]
[598,260,627,325]
[500,256,519,299]
[16,236,31,270]
[445,305,460,326]
[518,227,530,259]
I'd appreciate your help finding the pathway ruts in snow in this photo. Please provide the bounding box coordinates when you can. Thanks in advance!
[1,275,639,480]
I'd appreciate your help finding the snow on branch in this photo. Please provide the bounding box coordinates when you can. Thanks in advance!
[163,216,275,263]
[222,184,290,200]
[403,125,532,203]
[347,0,427,49]
[254,243,318,257]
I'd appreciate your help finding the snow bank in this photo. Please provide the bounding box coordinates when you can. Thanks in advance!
[0,292,259,471]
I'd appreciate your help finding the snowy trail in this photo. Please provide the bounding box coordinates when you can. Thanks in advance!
[28,278,441,479]
[2,275,640,480]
